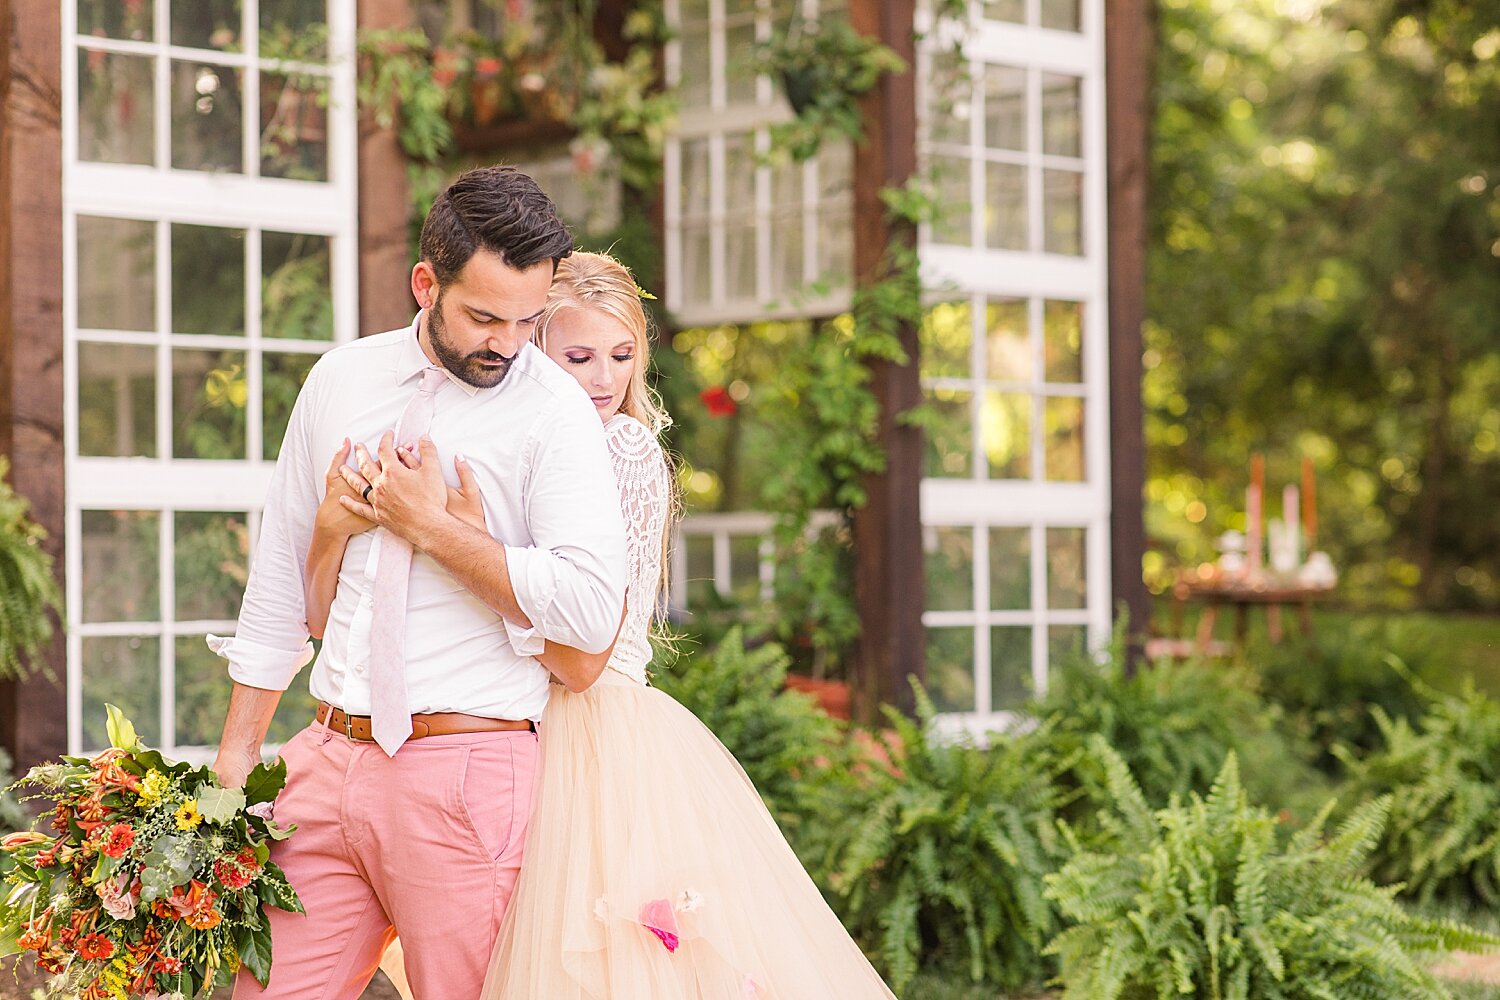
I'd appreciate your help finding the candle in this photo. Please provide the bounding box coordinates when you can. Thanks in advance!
[1301,456,1317,547]
[1283,484,1300,566]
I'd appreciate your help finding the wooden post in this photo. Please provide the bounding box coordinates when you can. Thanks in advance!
[357,0,418,335]
[0,0,68,768]
[1105,0,1154,671]
[849,0,923,721]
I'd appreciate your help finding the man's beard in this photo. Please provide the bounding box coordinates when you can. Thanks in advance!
[427,293,515,389]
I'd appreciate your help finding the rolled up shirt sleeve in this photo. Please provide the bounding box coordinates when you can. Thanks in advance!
[209,364,324,690]
[504,399,628,655]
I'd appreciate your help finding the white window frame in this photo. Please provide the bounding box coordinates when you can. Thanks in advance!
[917,0,1111,736]
[61,0,359,758]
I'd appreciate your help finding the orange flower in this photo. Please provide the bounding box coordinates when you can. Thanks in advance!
[77,933,115,960]
[99,822,135,859]
[16,925,50,951]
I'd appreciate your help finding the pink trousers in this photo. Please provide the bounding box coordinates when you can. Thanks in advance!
[233,719,539,1000]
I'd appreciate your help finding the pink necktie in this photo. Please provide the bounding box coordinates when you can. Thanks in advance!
[369,365,446,755]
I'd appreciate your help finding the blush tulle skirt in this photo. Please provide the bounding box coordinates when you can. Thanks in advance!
[472,669,897,999]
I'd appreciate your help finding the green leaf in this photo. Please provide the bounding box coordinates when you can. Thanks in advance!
[237,918,274,986]
[196,785,247,825]
[242,757,288,806]
[105,704,141,752]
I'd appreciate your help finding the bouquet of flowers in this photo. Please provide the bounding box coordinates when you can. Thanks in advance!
[0,707,302,998]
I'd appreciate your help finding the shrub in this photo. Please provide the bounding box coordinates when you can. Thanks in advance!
[1030,631,1326,823]
[1244,622,1431,772]
[0,457,62,679]
[1338,683,1500,906]
[1045,737,1495,1000]
[652,626,847,834]
[818,686,1067,994]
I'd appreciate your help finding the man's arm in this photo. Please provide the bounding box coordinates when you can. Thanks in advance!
[211,683,282,788]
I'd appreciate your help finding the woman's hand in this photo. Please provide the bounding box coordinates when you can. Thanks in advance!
[447,454,488,532]
[316,439,377,539]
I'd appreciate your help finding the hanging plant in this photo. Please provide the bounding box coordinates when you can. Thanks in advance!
[754,14,906,162]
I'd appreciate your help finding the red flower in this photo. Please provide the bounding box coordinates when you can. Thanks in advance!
[100,823,134,859]
[638,898,680,953]
[699,385,737,418]
[155,955,184,975]
[77,933,115,960]
[213,849,259,890]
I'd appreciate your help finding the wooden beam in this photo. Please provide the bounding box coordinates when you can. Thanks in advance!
[357,0,418,335]
[849,0,923,721]
[1105,0,1155,667]
[0,0,67,768]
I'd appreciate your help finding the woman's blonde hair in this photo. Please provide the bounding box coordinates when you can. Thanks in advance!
[535,251,680,608]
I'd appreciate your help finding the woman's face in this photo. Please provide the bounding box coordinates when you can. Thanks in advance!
[541,306,637,423]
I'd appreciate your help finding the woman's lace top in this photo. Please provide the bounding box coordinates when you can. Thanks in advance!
[603,414,669,685]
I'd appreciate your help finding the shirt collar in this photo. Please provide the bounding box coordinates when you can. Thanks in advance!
[395,311,482,397]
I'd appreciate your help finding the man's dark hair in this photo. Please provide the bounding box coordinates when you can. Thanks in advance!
[419,165,573,284]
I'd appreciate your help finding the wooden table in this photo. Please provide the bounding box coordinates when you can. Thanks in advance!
[1170,577,1333,653]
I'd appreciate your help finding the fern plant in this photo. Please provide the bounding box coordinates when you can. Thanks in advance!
[1338,683,1500,906]
[0,458,62,679]
[1045,737,1496,1000]
[652,626,848,835]
[817,686,1067,993]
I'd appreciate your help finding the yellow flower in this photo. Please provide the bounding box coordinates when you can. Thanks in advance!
[174,800,203,831]
[137,770,170,807]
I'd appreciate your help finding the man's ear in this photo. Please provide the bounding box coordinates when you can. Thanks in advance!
[411,261,440,311]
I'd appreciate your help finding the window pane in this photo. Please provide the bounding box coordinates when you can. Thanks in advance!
[990,626,1032,709]
[729,534,763,603]
[926,627,975,713]
[816,208,852,286]
[681,224,712,306]
[984,162,1028,251]
[984,0,1025,23]
[923,387,973,478]
[1043,168,1083,256]
[920,301,972,379]
[679,24,712,110]
[1042,73,1082,157]
[173,349,248,459]
[685,534,716,607]
[1044,300,1083,383]
[171,62,244,173]
[1041,0,1082,32]
[263,231,333,340]
[1047,526,1087,609]
[263,351,318,459]
[981,391,1030,479]
[681,138,711,218]
[926,49,970,147]
[79,0,153,40]
[772,159,801,210]
[818,140,853,201]
[78,343,157,458]
[1044,396,1085,481]
[174,635,230,748]
[171,0,241,51]
[924,526,974,611]
[172,224,246,336]
[724,134,756,209]
[261,72,329,181]
[175,511,249,621]
[983,65,1026,153]
[82,510,159,623]
[770,212,804,298]
[1050,624,1087,665]
[985,298,1029,382]
[724,20,758,106]
[989,527,1031,609]
[79,52,154,165]
[260,0,328,61]
[724,219,756,301]
[78,216,155,332]
[82,636,159,750]
[929,155,972,246]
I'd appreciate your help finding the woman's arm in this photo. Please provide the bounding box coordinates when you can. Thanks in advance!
[304,439,376,639]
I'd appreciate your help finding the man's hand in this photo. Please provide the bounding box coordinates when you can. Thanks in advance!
[211,745,261,790]
[316,439,378,539]
[340,433,452,547]
[448,455,488,531]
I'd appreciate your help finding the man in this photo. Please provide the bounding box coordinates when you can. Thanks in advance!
[210,166,627,998]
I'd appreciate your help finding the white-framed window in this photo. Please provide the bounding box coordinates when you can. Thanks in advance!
[664,0,854,326]
[63,0,359,757]
[918,0,1110,732]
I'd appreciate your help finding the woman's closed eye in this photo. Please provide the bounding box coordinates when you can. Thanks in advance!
[611,353,634,363]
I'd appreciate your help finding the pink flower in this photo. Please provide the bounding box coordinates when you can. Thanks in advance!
[97,871,137,921]
[639,898,680,953]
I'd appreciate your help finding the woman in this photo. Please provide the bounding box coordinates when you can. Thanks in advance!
[311,252,896,999]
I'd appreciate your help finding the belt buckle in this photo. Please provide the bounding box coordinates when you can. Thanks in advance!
[343,711,355,741]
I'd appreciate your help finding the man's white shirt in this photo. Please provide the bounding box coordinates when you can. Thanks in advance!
[211,316,628,722]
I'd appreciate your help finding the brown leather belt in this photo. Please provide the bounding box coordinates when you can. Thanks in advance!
[315,702,534,741]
